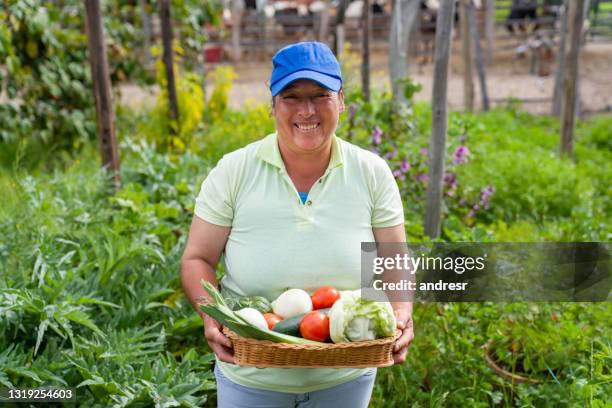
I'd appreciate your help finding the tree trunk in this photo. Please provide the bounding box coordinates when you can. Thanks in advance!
[159,0,179,134]
[460,0,474,112]
[424,0,456,239]
[468,0,490,111]
[84,0,121,192]
[361,0,372,101]
[389,0,420,106]
[485,0,495,65]
[560,0,586,158]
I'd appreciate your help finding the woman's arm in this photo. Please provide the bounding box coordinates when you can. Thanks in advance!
[373,224,414,364]
[181,215,234,362]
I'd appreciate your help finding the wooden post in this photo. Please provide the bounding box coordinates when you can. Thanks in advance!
[264,10,273,57]
[389,0,420,106]
[84,0,121,192]
[232,0,243,61]
[560,0,586,158]
[139,0,152,67]
[159,0,179,133]
[552,1,568,117]
[319,0,330,44]
[460,0,474,112]
[468,0,490,111]
[335,0,348,57]
[485,0,495,65]
[362,0,372,101]
[424,0,455,239]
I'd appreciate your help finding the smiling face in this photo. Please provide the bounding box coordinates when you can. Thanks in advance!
[272,80,345,157]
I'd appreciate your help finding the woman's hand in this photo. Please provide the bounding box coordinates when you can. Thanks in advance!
[203,315,235,363]
[392,308,414,364]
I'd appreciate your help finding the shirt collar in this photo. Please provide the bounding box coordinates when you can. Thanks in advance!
[256,133,344,171]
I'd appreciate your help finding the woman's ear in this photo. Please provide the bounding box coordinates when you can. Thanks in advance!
[338,90,345,113]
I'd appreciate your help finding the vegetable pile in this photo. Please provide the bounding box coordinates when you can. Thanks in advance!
[199,281,396,344]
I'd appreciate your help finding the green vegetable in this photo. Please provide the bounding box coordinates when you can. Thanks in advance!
[329,290,396,343]
[273,308,330,337]
[199,281,321,345]
[225,295,272,313]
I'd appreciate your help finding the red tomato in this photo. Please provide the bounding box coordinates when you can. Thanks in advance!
[300,311,330,342]
[311,286,340,309]
[263,313,283,330]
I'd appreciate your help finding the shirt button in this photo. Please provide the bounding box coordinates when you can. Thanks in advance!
[306,200,313,206]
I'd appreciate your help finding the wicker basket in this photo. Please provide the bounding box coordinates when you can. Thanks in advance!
[223,327,401,368]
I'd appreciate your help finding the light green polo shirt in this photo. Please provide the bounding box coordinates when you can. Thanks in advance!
[194,133,404,393]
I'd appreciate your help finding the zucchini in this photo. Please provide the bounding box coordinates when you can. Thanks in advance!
[272,308,330,337]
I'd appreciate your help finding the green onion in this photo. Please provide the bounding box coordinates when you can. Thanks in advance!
[199,280,321,345]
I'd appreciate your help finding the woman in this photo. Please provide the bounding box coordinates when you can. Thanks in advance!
[181,42,413,407]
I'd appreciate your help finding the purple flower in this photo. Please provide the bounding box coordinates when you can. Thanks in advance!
[467,210,475,218]
[383,148,397,161]
[443,172,458,196]
[392,169,405,181]
[400,158,410,173]
[479,185,495,209]
[453,145,471,165]
[460,134,467,144]
[417,173,429,185]
[444,172,458,188]
[420,148,429,157]
[371,126,382,145]
[348,103,357,121]
[481,185,495,198]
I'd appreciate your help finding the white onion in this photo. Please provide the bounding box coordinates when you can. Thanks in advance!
[271,289,313,318]
[235,308,268,330]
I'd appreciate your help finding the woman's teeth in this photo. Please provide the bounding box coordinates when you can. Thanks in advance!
[295,123,319,130]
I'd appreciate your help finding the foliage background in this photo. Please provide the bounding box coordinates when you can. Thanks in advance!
[1,1,610,407]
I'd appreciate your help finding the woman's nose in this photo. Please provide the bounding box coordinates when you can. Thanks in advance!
[297,98,316,116]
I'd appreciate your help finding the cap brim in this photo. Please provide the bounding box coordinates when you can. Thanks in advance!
[270,70,342,96]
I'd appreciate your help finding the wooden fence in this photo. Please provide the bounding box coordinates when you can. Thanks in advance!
[206,0,612,60]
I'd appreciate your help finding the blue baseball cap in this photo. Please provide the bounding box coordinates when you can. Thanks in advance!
[270,42,343,97]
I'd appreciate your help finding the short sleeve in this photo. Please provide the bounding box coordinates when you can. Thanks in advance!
[371,159,405,228]
[194,157,235,227]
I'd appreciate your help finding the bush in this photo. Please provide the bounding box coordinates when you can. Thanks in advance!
[0,139,218,405]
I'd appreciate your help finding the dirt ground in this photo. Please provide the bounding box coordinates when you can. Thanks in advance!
[119,41,612,116]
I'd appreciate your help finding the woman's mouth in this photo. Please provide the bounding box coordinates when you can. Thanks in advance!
[294,123,320,132]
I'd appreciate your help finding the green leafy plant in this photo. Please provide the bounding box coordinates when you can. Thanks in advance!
[204,65,237,122]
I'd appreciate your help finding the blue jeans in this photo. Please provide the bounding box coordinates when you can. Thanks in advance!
[214,364,377,408]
